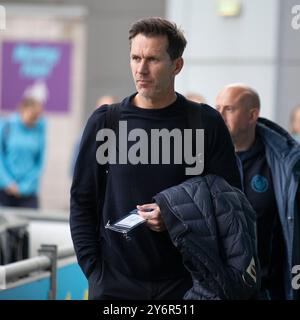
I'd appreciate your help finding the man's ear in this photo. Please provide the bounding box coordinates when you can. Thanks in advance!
[249,107,260,124]
[173,57,184,75]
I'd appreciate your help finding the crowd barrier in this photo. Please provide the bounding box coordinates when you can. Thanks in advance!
[0,208,88,300]
[0,244,88,300]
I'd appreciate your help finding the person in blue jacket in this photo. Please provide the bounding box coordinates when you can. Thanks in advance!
[70,95,118,177]
[0,96,46,208]
[215,83,300,300]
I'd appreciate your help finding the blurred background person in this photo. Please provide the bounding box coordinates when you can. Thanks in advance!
[95,95,119,108]
[185,92,206,104]
[70,94,119,177]
[0,84,47,208]
[290,104,300,142]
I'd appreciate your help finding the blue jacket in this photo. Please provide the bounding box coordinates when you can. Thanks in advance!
[0,113,46,196]
[237,118,300,300]
[154,174,260,300]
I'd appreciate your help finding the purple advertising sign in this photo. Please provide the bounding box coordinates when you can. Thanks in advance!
[0,41,72,113]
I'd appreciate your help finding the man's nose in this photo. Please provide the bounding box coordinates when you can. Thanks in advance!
[137,60,148,74]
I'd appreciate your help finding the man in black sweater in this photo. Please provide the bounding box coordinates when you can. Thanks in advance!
[70,17,241,300]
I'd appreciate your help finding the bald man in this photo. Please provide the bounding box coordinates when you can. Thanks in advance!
[215,84,300,300]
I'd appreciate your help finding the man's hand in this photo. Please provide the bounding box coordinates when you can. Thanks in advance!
[5,183,20,197]
[137,203,166,232]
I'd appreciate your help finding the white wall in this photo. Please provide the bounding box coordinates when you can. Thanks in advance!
[167,0,280,120]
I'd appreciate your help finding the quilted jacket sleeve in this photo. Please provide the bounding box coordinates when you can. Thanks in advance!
[154,174,261,300]
[211,184,261,299]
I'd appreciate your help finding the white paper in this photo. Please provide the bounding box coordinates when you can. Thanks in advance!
[114,214,145,228]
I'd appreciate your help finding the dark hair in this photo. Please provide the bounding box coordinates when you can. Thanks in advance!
[20,97,42,108]
[129,17,187,60]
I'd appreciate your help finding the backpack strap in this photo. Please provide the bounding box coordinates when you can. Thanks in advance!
[101,102,121,175]
[186,102,204,130]
[95,103,121,233]
[186,102,205,175]
[105,103,121,134]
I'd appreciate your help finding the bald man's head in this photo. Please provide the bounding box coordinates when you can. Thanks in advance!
[222,84,260,110]
[215,84,260,144]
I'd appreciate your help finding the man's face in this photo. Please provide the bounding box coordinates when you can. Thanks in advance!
[215,87,253,141]
[21,101,43,126]
[130,34,180,101]
[292,108,300,134]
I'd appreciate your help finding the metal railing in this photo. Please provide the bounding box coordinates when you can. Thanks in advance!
[0,244,75,299]
[4,244,74,281]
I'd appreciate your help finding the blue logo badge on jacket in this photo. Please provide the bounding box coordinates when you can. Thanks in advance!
[251,175,269,193]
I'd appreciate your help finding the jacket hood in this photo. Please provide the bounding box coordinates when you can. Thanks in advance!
[257,117,300,169]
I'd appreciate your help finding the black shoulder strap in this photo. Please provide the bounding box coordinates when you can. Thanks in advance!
[186,103,205,174]
[103,102,121,172]
[186,102,204,130]
[105,103,121,133]
[96,103,121,233]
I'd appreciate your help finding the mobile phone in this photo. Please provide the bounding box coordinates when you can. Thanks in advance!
[105,208,146,237]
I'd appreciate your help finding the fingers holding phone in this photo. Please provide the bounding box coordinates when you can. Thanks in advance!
[137,203,166,232]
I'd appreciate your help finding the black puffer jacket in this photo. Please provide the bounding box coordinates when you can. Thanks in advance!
[154,175,260,300]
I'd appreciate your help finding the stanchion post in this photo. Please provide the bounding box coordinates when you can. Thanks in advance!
[38,244,57,300]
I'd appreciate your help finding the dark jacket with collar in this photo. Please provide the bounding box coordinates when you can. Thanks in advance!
[154,174,260,300]
[243,118,300,299]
